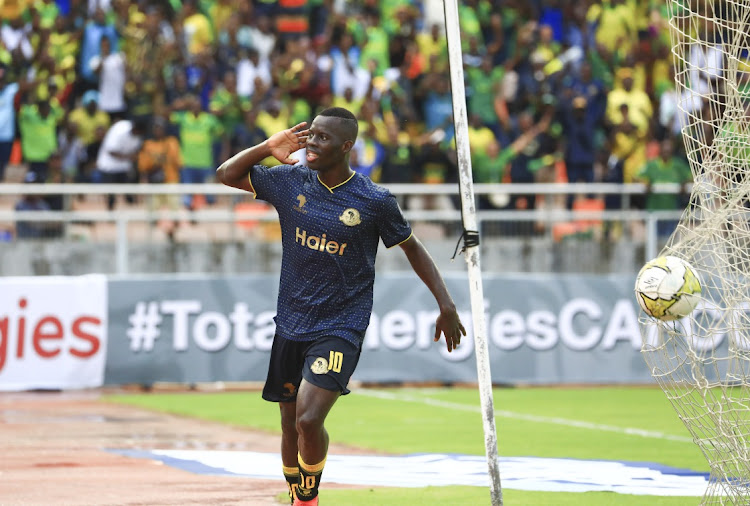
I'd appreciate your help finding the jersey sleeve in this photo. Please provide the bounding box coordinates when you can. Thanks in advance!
[248,164,294,205]
[377,192,412,248]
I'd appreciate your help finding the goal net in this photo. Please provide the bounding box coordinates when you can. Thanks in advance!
[639,1,750,504]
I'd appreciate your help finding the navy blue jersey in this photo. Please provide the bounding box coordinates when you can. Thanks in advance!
[249,164,412,345]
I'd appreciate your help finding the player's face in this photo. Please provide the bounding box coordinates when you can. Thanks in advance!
[305,116,353,171]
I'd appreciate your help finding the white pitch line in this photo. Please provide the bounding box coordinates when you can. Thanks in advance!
[357,389,694,444]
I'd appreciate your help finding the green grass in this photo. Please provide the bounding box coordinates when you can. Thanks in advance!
[299,488,697,506]
[105,386,707,505]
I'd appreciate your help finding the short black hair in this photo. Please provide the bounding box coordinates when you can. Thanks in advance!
[318,107,356,122]
[317,107,358,140]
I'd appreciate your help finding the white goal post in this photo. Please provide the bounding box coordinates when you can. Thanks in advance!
[640,1,750,504]
[442,1,503,505]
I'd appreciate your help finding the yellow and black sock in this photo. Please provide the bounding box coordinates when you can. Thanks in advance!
[282,465,299,504]
[296,453,326,501]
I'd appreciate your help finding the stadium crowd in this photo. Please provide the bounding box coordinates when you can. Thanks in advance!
[0,0,696,233]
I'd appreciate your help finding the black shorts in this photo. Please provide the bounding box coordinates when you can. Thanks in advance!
[262,335,362,402]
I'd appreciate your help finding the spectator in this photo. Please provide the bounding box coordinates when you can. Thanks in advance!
[416,23,448,73]
[236,48,272,98]
[418,72,455,143]
[458,0,484,51]
[474,128,508,183]
[606,70,653,183]
[350,128,385,181]
[89,36,127,120]
[507,111,548,212]
[15,191,54,239]
[126,74,157,124]
[84,124,107,181]
[178,0,214,60]
[0,0,698,246]
[1,16,33,62]
[256,99,290,150]
[412,129,458,212]
[0,64,21,182]
[18,98,64,182]
[15,158,64,239]
[79,8,118,90]
[380,124,416,185]
[590,0,638,59]
[47,16,81,83]
[42,151,66,214]
[163,70,194,117]
[330,31,366,98]
[466,55,504,137]
[69,90,110,146]
[602,138,626,212]
[170,94,223,209]
[565,61,607,124]
[216,13,244,77]
[638,138,692,237]
[209,70,250,159]
[689,22,724,97]
[232,108,267,155]
[58,120,88,182]
[286,53,330,109]
[608,103,644,183]
[244,14,277,62]
[657,65,701,143]
[530,24,561,71]
[473,120,552,212]
[463,34,485,68]
[95,117,147,210]
[467,113,497,160]
[359,9,390,76]
[606,69,653,133]
[209,0,236,40]
[332,86,364,116]
[560,96,598,189]
[138,116,181,186]
[138,116,182,237]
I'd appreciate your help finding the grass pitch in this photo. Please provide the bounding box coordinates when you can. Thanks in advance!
[106,386,706,505]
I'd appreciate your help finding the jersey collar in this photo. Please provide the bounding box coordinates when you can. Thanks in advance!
[317,170,356,193]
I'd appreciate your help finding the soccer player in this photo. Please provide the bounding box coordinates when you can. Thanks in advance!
[216,107,466,505]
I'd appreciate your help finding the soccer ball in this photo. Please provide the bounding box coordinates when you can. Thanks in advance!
[634,256,702,321]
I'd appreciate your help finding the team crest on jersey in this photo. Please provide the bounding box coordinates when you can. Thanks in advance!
[339,208,361,226]
[310,357,329,374]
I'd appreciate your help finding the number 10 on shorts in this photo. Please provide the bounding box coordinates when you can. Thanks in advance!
[328,350,343,373]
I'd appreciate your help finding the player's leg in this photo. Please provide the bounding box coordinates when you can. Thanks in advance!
[262,335,306,504]
[279,401,300,503]
[294,337,362,504]
[294,380,338,503]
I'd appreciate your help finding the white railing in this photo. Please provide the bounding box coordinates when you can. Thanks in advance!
[0,181,685,197]
[0,183,687,274]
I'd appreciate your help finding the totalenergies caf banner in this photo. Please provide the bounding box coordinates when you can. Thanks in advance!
[104,274,655,385]
[0,275,107,391]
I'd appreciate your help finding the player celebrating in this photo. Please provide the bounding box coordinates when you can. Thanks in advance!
[216,107,465,505]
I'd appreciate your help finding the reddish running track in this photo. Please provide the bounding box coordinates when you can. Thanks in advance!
[0,391,365,505]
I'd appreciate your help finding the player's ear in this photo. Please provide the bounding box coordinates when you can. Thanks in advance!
[341,139,354,154]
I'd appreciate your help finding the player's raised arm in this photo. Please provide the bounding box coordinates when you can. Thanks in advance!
[399,235,466,352]
[216,122,310,191]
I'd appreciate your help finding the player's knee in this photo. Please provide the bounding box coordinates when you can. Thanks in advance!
[295,411,324,436]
